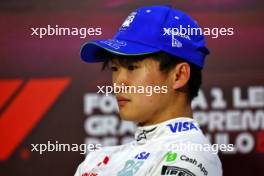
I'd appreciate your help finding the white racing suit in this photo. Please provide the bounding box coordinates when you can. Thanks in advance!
[74,117,223,176]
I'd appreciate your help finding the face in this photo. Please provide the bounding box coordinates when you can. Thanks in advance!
[111,57,175,125]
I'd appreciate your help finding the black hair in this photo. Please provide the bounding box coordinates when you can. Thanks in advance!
[102,51,202,101]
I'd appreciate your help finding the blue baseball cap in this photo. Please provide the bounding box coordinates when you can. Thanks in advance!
[80,5,209,69]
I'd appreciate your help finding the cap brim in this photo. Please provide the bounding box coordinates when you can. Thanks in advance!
[80,39,160,63]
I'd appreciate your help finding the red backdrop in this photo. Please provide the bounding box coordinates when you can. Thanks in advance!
[0,0,263,175]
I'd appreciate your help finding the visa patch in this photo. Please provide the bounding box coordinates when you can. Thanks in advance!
[167,121,198,133]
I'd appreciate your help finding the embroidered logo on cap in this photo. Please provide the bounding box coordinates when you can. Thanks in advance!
[120,12,137,30]
[100,39,127,49]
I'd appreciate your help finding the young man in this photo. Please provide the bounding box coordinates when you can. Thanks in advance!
[75,5,222,176]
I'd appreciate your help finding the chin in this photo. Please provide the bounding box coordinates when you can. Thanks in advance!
[119,111,141,123]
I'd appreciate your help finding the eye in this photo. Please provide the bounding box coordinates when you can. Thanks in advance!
[111,66,118,72]
[127,65,137,71]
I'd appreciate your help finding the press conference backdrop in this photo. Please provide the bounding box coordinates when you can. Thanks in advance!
[0,0,263,175]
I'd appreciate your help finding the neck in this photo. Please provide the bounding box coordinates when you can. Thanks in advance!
[141,93,192,126]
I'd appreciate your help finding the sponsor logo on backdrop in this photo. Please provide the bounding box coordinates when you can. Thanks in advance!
[0,78,70,161]
[193,86,264,154]
[84,94,136,147]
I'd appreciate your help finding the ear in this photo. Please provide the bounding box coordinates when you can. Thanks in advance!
[170,62,190,90]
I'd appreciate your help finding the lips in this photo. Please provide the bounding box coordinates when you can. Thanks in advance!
[116,96,130,106]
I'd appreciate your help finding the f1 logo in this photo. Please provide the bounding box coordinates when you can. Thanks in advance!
[0,78,70,160]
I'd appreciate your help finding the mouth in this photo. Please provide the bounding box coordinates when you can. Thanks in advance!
[116,96,130,106]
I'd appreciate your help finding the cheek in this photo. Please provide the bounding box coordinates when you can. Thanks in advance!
[133,71,161,87]
[132,94,166,119]
[133,92,165,109]
[111,72,118,83]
